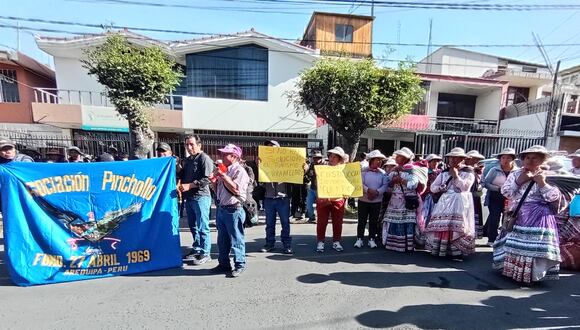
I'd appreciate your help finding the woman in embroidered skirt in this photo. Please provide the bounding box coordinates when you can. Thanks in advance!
[382,147,420,252]
[416,154,442,246]
[425,148,476,258]
[466,150,486,239]
[493,145,561,283]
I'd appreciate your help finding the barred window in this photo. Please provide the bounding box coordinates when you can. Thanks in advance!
[0,69,20,103]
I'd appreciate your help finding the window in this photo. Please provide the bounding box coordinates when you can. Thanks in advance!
[506,86,530,106]
[437,93,476,119]
[335,24,353,43]
[185,45,268,101]
[0,69,20,103]
[522,66,538,73]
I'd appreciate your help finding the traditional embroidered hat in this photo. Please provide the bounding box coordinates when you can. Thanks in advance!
[496,147,516,158]
[365,149,387,160]
[519,145,549,157]
[569,148,580,158]
[327,146,347,159]
[426,154,442,161]
[393,147,414,160]
[384,158,397,166]
[466,150,485,160]
[445,147,468,158]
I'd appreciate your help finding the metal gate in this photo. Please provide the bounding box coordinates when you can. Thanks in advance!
[414,132,545,158]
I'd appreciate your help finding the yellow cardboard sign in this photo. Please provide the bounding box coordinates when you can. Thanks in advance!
[315,162,363,199]
[258,146,306,184]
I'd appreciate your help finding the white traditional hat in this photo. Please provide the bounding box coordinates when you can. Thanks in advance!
[497,147,516,158]
[327,146,347,160]
[569,148,580,158]
[519,145,550,157]
[466,150,485,160]
[365,149,387,160]
[425,154,442,161]
[384,158,397,166]
[546,158,565,171]
[393,147,414,160]
[445,147,468,158]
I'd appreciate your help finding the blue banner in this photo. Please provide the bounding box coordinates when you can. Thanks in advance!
[0,158,182,286]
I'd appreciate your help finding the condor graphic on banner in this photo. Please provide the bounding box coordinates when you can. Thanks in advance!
[0,157,181,286]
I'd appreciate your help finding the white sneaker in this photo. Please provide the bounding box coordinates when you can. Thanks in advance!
[333,241,344,252]
[369,239,377,249]
[316,241,324,252]
[354,238,363,248]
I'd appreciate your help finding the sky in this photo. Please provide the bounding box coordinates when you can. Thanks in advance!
[1,0,580,71]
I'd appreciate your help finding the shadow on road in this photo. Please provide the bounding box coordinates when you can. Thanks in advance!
[355,275,580,329]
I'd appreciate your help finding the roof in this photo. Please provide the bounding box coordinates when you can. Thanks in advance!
[171,29,317,56]
[561,64,580,76]
[422,46,548,68]
[36,28,317,61]
[419,72,508,86]
[302,11,374,43]
[0,50,55,80]
[36,29,172,53]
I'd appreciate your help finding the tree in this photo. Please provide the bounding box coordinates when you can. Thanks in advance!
[290,58,424,160]
[82,34,183,159]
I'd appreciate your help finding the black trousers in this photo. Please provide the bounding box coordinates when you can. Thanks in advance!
[357,201,382,239]
[484,191,505,242]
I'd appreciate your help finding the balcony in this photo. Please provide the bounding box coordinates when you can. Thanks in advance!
[33,88,184,110]
[381,114,498,134]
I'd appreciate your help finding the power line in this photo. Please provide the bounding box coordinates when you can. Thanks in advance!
[3,15,580,49]
[1,22,560,71]
[68,0,580,11]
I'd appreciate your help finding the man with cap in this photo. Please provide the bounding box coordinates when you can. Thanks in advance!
[157,142,182,179]
[355,150,389,249]
[179,135,215,265]
[212,143,250,277]
[68,146,87,163]
[260,140,294,254]
[0,138,33,164]
[570,149,580,175]
[45,148,67,163]
[305,150,324,223]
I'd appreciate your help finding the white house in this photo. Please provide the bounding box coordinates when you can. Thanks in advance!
[33,29,319,146]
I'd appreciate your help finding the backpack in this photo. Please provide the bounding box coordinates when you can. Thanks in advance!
[240,163,258,228]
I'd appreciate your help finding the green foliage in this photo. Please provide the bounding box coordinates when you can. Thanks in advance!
[82,34,183,127]
[291,58,424,150]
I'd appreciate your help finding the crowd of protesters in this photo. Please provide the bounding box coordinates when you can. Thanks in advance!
[1,135,579,283]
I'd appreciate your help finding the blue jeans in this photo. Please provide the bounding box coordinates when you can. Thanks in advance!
[185,195,212,256]
[306,188,317,219]
[264,197,291,248]
[216,206,246,269]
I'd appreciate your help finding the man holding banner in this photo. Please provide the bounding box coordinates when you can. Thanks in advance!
[258,141,307,254]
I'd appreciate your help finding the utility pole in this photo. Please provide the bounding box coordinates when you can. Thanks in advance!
[544,60,561,141]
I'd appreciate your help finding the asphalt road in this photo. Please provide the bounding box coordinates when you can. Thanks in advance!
[1,218,579,330]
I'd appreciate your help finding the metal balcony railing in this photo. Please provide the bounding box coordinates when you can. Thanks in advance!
[32,88,183,110]
[383,115,498,134]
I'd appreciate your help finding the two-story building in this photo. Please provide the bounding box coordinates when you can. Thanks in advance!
[31,29,320,159]
[0,50,58,133]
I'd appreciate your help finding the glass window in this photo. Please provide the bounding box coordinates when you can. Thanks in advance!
[185,45,268,101]
[335,24,354,43]
[0,69,20,103]
[506,86,530,106]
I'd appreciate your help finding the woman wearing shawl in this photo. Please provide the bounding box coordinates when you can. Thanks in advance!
[416,154,442,246]
[425,148,476,258]
[466,150,486,239]
[493,145,561,283]
[382,147,421,252]
[482,148,518,246]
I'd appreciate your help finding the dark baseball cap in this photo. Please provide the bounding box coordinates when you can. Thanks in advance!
[156,142,171,152]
